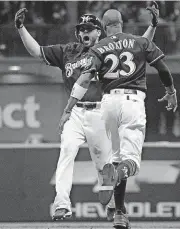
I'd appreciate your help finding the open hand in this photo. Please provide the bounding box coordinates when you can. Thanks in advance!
[59,111,71,136]
[146,1,159,27]
[15,8,28,29]
[158,90,177,112]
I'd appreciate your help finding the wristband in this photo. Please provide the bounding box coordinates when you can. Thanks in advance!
[71,83,88,100]
[167,89,176,95]
[18,24,24,29]
[150,23,157,28]
[64,109,71,114]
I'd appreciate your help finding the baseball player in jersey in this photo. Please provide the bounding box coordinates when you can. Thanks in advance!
[15,4,159,222]
[60,9,177,228]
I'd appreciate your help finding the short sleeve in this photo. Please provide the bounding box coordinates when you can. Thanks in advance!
[40,44,64,69]
[145,40,165,66]
[82,50,102,74]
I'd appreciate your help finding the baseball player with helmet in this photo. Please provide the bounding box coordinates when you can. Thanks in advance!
[15,2,159,223]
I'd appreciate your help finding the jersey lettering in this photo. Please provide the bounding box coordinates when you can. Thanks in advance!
[65,57,93,78]
[104,52,136,79]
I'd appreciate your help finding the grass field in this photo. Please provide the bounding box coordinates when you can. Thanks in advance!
[0,222,180,229]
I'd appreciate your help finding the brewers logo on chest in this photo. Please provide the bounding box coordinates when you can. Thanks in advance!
[65,57,93,78]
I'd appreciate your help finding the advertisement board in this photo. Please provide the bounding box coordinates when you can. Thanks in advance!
[0,144,179,222]
[0,77,180,143]
[0,84,68,143]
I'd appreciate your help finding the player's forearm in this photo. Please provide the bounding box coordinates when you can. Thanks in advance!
[76,72,93,89]
[18,26,41,58]
[154,59,175,94]
[64,73,93,112]
[64,97,79,113]
[142,25,156,41]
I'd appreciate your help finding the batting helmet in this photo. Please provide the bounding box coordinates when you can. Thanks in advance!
[75,14,105,41]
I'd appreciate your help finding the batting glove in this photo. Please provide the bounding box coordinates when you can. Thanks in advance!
[146,1,159,27]
[15,8,28,29]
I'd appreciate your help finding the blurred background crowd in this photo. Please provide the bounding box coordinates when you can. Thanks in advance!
[1,1,180,56]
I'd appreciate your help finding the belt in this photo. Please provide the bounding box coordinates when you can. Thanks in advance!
[107,88,146,101]
[110,89,137,95]
[76,102,100,109]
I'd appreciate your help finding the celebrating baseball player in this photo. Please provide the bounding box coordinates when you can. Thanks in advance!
[60,7,177,229]
[15,2,160,223]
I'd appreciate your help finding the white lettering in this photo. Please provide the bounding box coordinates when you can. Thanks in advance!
[71,202,106,218]
[50,202,180,219]
[3,103,23,128]
[0,96,41,129]
[97,48,105,54]
[82,203,98,218]
[72,203,82,218]
[128,39,135,48]
[65,63,73,77]
[24,96,40,128]
[123,39,128,48]
[144,202,157,217]
[103,46,111,52]
[157,202,172,217]
[108,43,115,50]
[113,41,121,49]
[128,202,144,217]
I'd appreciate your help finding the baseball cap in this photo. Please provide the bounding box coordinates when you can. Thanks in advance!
[75,14,105,41]
[102,9,123,27]
[76,14,102,31]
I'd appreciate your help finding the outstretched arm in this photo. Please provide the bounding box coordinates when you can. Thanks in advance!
[15,8,41,58]
[142,1,159,41]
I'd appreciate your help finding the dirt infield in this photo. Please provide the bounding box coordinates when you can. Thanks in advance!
[0,222,179,229]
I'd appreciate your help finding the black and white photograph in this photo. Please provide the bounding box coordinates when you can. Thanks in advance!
[0,1,180,228]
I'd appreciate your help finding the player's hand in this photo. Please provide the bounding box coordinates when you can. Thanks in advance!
[59,111,71,135]
[158,90,178,112]
[146,1,159,27]
[15,8,28,29]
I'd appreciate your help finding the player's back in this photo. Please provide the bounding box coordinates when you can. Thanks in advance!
[90,32,164,93]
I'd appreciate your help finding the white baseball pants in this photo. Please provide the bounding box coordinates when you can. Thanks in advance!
[53,105,113,212]
[101,89,146,175]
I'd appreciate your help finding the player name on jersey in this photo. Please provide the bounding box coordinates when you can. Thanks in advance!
[97,38,135,54]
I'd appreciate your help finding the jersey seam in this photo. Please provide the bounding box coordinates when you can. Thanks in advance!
[149,54,165,66]
[40,47,51,65]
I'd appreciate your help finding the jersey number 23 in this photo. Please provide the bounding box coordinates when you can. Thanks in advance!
[103,51,136,79]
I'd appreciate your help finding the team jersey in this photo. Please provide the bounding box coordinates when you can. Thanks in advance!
[40,43,102,102]
[83,33,165,93]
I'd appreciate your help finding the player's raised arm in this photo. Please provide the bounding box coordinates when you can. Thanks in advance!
[15,8,41,58]
[142,1,159,41]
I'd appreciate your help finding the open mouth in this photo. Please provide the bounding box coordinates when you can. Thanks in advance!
[83,36,90,42]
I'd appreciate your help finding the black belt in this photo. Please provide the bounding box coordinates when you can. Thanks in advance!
[76,102,98,109]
